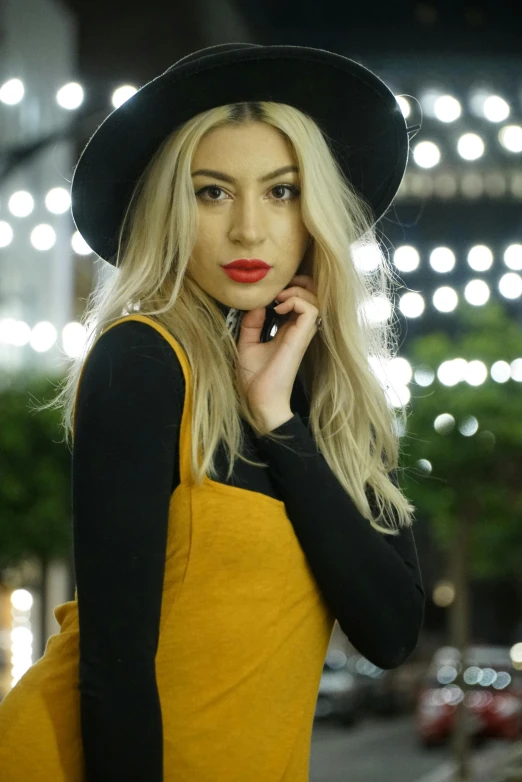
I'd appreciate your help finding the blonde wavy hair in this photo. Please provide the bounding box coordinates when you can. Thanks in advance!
[36,100,416,535]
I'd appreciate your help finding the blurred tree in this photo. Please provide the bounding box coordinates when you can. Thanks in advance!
[0,373,72,657]
[401,300,522,590]
[400,299,522,780]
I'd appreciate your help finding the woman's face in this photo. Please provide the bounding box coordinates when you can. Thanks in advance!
[187,121,311,311]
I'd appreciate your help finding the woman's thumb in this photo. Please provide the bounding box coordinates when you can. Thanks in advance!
[237,307,266,347]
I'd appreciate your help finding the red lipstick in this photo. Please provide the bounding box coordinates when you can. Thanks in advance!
[222,259,271,269]
[221,258,272,283]
[222,267,270,283]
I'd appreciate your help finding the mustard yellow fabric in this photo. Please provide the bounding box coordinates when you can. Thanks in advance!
[0,313,335,781]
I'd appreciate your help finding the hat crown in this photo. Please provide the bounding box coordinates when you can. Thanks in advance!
[72,43,416,264]
[166,42,261,74]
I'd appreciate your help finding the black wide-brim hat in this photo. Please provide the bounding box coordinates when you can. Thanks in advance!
[71,42,421,265]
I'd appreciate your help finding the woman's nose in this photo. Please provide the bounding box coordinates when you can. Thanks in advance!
[228,197,266,244]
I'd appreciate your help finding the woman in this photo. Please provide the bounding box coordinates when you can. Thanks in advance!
[0,43,425,781]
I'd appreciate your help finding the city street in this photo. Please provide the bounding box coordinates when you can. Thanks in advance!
[310,714,513,782]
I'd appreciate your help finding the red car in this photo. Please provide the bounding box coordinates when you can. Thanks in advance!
[415,644,522,748]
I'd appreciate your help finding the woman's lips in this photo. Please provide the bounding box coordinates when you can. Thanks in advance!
[222,267,270,283]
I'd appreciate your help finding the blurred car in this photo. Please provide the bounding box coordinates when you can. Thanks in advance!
[337,651,419,718]
[348,653,398,717]
[314,649,369,725]
[415,644,522,748]
[359,656,431,717]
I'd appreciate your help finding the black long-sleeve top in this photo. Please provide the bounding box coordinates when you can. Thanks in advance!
[72,315,425,782]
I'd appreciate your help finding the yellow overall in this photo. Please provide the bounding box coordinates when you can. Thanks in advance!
[0,313,336,781]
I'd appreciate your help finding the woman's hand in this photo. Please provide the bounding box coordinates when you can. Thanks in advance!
[236,274,320,418]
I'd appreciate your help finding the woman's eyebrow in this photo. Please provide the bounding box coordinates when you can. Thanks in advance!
[191,165,299,184]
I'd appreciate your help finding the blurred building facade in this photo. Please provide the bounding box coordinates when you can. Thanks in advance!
[0,0,76,376]
[0,0,77,689]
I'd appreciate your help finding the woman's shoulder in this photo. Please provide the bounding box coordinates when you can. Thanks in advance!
[98,316,174,348]
[82,318,186,395]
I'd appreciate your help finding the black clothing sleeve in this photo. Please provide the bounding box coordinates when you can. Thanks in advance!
[255,414,425,670]
[72,321,184,782]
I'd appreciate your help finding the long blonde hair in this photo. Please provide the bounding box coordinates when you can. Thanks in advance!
[35,100,416,535]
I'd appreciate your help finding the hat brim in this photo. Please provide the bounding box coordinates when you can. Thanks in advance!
[71,45,410,264]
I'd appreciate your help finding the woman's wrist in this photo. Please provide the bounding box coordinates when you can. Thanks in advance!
[253,408,294,435]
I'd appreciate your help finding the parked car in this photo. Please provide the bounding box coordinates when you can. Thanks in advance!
[347,653,397,717]
[415,644,522,748]
[314,649,370,725]
[339,650,417,718]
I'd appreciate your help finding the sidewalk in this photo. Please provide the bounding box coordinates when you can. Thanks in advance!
[414,740,522,782]
[491,740,522,782]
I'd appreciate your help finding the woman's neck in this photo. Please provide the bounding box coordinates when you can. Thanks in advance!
[212,297,246,342]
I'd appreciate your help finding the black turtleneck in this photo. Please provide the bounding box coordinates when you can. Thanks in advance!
[72,307,425,782]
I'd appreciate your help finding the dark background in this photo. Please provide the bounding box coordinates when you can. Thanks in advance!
[61,0,522,88]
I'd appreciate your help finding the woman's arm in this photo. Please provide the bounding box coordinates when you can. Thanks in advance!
[73,321,184,782]
[256,391,425,670]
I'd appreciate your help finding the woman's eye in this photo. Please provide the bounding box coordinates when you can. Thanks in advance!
[195,184,300,204]
[271,184,300,201]
[198,185,225,201]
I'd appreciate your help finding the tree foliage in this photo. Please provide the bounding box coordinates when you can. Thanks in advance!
[399,300,522,585]
[0,372,72,570]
